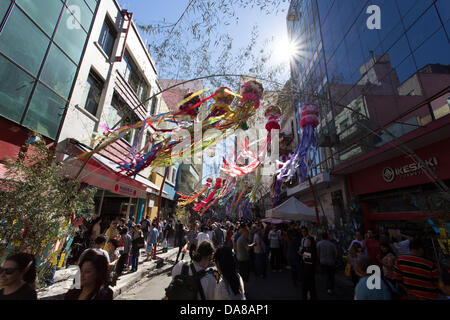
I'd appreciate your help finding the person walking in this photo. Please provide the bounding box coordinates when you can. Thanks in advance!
[268,225,282,272]
[175,222,187,264]
[170,240,217,300]
[65,249,113,300]
[196,225,210,248]
[253,227,267,279]
[115,227,132,278]
[214,247,246,300]
[212,223,225,249]
[140,216,151,245]
[130,225,144,272]
[393,237,440,300]
[186,223,199,260]
[299,236,318,300]
[145,222,159,261]
[286,223,301,286]
[235,227,256,285]
[0,253,37,300]
[317,232,338,295]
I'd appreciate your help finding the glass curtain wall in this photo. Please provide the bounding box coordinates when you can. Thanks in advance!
[289,0,450,171]
[0,0,98,139]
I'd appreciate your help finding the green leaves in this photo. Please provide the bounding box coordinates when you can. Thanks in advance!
[0,133,96,287]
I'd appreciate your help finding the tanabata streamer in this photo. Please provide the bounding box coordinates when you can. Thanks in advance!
[78,81,264,178]
[274,103,319,205]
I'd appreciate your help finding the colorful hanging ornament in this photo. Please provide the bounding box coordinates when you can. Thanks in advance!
[274,103,319,205]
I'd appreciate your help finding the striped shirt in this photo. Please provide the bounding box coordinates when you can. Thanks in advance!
[393,254,439,300]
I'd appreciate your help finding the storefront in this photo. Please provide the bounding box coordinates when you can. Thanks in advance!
[63,140,160,222]
[345,137,450,232]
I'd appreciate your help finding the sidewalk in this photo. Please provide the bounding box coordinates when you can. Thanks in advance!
[38,246,179,300]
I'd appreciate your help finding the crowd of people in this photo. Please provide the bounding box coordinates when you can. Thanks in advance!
[1,214,449,301]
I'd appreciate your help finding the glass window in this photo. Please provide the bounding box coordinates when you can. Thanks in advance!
[40,45,77,99]
[406,6,442,52]
[83,71,104,116]
[394,54,416,84]
[22,83,66,139]
[0,54,35,123]
[84,0,98,13]
[413,28,450,71]
[0,6,50,76]
[397,0,435,30]
[98,18,117,58]
[0,1,11,23]
[54,6,87,64]
[387,35,411,68]
[66,0,94,32]
[111,94,139,145]
[16,0,63,37]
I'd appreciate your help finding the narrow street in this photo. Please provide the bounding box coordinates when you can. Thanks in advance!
[116,255,354,300]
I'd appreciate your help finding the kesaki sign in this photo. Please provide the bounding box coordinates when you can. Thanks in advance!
[382,157,439,183]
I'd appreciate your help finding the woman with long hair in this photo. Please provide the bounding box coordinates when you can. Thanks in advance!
[64,249,113,300]
[0,253,37,300]
[213,246,245,300]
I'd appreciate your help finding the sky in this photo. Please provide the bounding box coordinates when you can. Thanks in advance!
[117,0,291,82]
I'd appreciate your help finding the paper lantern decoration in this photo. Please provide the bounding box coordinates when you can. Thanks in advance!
[240,80,264,108]
[300,103,319,129]
[265,105,282,133]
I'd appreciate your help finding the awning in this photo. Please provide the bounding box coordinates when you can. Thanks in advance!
[63,142,166,198]
[266,196,316,222]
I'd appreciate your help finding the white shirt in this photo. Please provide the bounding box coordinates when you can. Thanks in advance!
[214,275,246,300]
[196,232,210,245]
[268,230,281,248]
[171,261,217,300]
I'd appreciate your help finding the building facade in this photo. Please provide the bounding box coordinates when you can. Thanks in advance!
[287,0,450,231]
[0,0,170,224]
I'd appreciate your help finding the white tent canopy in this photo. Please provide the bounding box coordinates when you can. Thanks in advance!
[265,197,316,222]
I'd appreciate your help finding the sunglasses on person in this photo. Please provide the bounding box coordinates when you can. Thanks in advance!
[0,267,19,275]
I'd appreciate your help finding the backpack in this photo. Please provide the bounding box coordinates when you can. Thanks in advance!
[165,263,207,300]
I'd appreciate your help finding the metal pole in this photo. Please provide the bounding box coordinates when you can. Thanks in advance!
[153,167,169,259]
[308,176,321,228]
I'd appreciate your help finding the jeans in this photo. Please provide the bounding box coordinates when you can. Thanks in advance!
[238,260,250,282]
[131,250,139,271]
[270,248,282,271]
[301,264,317,300]
[254,252,267,277]
[320,264,335,291]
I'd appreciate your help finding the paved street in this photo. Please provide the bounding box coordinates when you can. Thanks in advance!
[116,255,355,300]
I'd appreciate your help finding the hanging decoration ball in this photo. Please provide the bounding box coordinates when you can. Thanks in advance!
[214,87,235,105]
[265,104,282,132]
[208,87,234,118]
[300,103,319,129]
[179,92,202,118]
[240,80,264,107]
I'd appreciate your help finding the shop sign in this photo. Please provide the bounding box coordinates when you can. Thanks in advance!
[382,157,438,183]
[114,183,137,196]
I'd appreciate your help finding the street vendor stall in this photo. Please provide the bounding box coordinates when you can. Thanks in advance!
[265,196,316,222]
